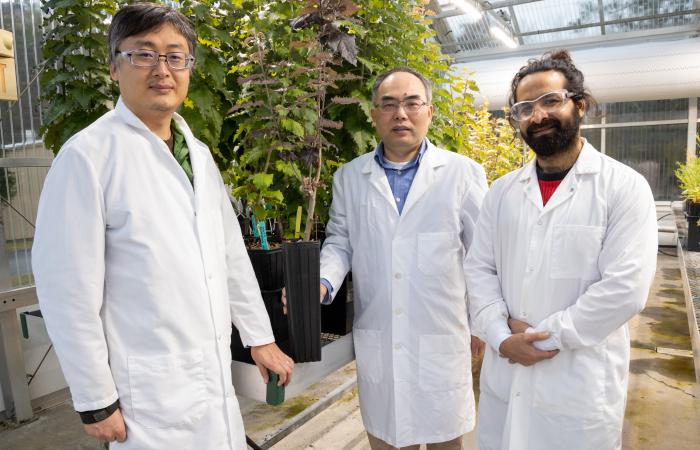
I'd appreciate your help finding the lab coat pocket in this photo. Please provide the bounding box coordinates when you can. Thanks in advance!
[551,225,605,280]
[419,334,469,392]
[417,232,460,276]
[353,328,383,384]
[128,349,206,428]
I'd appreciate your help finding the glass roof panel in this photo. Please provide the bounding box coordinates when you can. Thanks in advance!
[430,0,700,59]
[512,0,600,33]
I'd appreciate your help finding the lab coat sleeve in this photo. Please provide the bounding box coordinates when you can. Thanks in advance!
[460,163,488,253]
[532,171,657,350]
[320,165,352,302]
[465,181,511,350]
[31,148,118,412]
[220,181,274,347]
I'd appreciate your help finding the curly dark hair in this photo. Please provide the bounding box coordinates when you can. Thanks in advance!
[508,49,595,112]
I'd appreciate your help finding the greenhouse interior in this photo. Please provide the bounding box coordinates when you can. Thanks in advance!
[0,0,699,449]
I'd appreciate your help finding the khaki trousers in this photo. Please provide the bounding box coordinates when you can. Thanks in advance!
[367,433,464,450]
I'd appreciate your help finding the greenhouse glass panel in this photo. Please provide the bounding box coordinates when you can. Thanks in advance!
[581,128,602,150]
[605,123,686,200]
[512,0,598,33]
[604,99,688,123]
[583,103,604,125]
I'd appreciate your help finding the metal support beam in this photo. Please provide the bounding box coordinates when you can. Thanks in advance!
[508,5,525,45]
[689,97,698,161]
[0,273,36,424]
[0,157,52,168]
[0,309,33,422]
[597,0,606,35]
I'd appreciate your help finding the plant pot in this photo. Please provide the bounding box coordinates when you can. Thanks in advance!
[284,241,322,362]
[321,273,353,336]
[231,247,292,364]
[247,247,285,291]
[687,212,700,251]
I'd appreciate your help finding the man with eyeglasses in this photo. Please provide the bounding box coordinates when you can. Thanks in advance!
[319,68,488,449]
[32,4,292,449]
[465,50,657,449]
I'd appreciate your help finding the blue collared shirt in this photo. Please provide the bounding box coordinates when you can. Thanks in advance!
[321,139,428,304]
[373,139,428,215]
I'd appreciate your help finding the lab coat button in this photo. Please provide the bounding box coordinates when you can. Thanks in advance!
[537,220,543,226]
[394,308,402,316]
[394,343,402,350]
[394,273,402,279]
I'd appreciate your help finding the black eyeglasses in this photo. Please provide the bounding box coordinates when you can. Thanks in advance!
[116,49,195,70]
[509,90,577,122]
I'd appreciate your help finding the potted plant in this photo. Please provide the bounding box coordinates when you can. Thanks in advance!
[226,0,364,363]
[675,135,700,251]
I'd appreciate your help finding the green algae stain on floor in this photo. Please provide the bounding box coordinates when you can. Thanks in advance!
[630,353,695,383]
[282,395,318,419]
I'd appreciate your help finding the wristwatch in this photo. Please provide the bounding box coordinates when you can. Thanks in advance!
[78,399,120,424]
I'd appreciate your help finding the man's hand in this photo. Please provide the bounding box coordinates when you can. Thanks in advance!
[251,342,294,386]
[499,332,559,366]
[470,335,485,358]
[281,284,327,315]
[83,408,127,443]
[320,283,328,303]
[508,317,530,334]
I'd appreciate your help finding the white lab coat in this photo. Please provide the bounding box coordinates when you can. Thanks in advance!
[465,141,657,450]
[321,142,488,447]
[32,98,274,450]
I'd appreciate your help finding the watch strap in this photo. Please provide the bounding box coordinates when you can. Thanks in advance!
[78,399,120,424]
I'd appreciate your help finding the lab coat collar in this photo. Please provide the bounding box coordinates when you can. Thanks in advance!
[400,140,447,217]
[518,137,599,184]
[518,138,600,212]
[361,139,446,217]
[115,97,204,208]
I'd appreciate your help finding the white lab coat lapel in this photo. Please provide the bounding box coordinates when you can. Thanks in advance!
[362,155,399,216]
[115,99,195,205]
[518,161,543,212]
[400,143,445,219]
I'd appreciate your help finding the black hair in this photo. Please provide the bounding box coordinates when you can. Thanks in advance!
[508,49,595,112]
[371,68,433,104]
[107,3,196,64]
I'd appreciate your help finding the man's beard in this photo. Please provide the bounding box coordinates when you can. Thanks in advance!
[523,113,580,157]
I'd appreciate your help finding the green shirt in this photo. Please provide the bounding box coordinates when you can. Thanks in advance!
[171,122,193,185]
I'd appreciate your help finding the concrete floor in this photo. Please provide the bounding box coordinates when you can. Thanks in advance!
[1,251,698,450]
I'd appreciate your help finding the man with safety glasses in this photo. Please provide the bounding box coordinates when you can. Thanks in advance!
[465,50,657,449]
[32,4,292,449]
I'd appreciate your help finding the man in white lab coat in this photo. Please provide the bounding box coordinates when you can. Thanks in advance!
[31,4,293,449]
[465,50,657,450]
[319,68,488,449]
